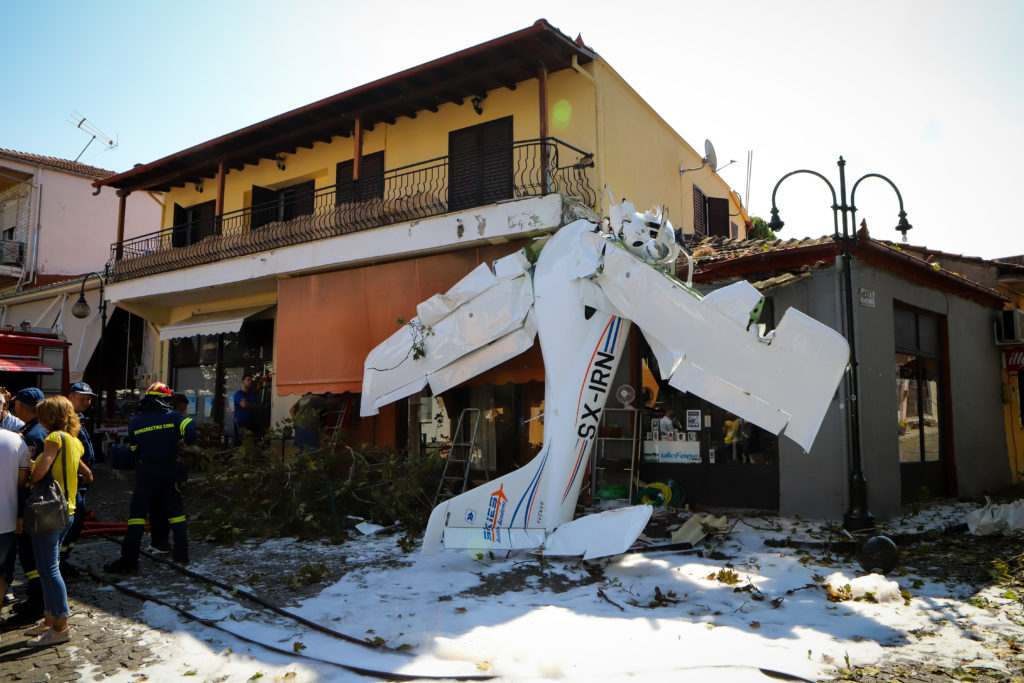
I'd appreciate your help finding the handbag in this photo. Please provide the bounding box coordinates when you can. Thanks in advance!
[23,433,70,535]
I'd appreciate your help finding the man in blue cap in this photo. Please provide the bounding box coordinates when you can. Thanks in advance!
[2,387,47,628]
[58,382,97,577]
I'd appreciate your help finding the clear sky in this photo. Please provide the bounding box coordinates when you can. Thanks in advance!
[4,0,1021,258]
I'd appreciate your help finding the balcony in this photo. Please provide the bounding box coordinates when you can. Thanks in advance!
[109,138,595,282]
[0,240,25,268]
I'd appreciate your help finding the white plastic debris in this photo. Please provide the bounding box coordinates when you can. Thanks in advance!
[671,513,730,546]
[355,522,386,536]
[965,499,1024,535]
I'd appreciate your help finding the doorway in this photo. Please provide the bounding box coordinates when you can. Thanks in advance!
[894,306,949,502]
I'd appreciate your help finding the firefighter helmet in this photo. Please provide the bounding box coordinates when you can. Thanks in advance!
[146,381,172,397]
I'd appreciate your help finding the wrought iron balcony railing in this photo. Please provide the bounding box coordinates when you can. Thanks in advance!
[109,138,595,282]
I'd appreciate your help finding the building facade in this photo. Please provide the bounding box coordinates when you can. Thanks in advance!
[0,150,160,394]
[94,20,748,452]
[629,229,1010,519]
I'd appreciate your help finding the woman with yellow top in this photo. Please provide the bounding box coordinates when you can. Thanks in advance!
[23,396,92,647]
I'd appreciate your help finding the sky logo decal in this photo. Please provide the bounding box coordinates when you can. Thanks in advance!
[483,483,509,542]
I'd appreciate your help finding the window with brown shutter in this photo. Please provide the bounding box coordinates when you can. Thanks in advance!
[336,151,384,204]
[251,180,316,229]
[172,200,216,247]
[449,116,513,211]
[692,186,707,237]
[251,185,278,230]
[707,196,730,238]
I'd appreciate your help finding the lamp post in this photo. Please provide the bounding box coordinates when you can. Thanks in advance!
[768,156,911,532]
[71,269,107,430]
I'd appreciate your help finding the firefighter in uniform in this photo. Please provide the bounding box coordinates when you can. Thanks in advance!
[104,382,196,574]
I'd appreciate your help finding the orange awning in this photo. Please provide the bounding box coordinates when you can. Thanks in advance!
[276,245,544,396]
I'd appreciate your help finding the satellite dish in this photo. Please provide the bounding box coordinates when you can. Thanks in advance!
[704,139,718,173]
[616,384,636,407]
[679,138,724,176]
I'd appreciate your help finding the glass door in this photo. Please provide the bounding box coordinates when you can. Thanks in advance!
[894,306,947,502]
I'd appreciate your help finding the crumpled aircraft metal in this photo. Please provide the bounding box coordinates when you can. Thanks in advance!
[361,201,849,559]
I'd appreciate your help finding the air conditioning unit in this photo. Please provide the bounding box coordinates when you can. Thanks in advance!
[998,308,1024,344]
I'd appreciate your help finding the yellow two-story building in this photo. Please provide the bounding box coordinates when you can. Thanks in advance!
[96,20,747,461]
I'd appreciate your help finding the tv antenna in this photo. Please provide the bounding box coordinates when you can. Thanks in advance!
[68,111,118,161]
[680,139,736,176]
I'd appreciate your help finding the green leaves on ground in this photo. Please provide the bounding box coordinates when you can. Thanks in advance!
[194,431,439,545]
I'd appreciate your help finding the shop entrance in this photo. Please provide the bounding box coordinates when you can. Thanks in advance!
[894,306,949,502]
[170,318,274,445]
[635,332,780,510]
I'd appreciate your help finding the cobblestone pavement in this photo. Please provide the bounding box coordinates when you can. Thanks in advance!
[1,463,157,682]
[1,576,157,682]
[0,463,344,683]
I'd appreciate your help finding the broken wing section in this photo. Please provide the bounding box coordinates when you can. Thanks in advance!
[596,239,849,452]
[361,251,535,417]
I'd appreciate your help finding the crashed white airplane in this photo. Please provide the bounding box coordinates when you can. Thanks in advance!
[361,196,849,559]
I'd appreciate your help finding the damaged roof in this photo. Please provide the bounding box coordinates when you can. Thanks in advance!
[94,19,596,194]
[682,228,1006,308]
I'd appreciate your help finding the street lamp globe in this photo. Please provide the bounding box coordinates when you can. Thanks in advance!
[71,295,91,319]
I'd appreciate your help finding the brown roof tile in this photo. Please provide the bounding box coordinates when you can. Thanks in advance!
[677,230,1005,308]
[0,149,115,179]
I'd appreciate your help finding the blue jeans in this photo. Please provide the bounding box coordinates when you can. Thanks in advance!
[30,514,74,619]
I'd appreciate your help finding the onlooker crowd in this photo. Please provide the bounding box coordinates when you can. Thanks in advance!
[1,379,194,648]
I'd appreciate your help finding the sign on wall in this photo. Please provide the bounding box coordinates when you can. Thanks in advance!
[1006,349,1024,371]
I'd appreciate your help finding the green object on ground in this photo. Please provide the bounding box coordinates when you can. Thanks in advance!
[595,485,628,499]
[632,480,685,507]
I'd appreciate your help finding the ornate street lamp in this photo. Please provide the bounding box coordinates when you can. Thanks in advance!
[769,156,911,532]
[71,269,107,429]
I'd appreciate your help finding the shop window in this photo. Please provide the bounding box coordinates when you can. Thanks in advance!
[171,319,274,444]
[895,353,941,463]
[638,334,776,467]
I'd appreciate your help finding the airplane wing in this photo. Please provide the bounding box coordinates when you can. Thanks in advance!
[361,250,536,416]
[593,234,849,452]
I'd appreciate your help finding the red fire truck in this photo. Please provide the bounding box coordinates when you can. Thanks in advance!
[0,327,71,396]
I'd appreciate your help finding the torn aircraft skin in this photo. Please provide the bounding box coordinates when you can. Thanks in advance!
[361,200,849,560]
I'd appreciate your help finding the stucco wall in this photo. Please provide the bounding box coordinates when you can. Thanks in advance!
[593,61,744,235]
[774,258,1010,521]
[775,267,849,519]
[158,59,745,237]
[160,77,562,223]
[32,167,161,277]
